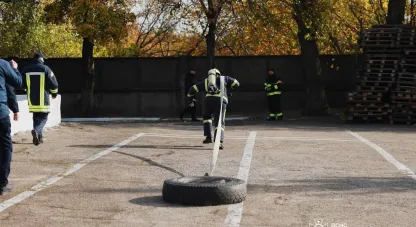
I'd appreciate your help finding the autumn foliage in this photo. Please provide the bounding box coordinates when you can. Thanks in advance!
[0,0,414,58]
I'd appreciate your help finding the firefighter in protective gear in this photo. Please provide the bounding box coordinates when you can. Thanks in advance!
[265,68,282,120]
[187,68,240,150]
[21,52,59,146]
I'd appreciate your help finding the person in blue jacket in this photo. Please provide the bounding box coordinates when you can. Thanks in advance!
[0,58,23,195]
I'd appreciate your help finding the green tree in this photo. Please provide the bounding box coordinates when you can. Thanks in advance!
[44,0,135,115]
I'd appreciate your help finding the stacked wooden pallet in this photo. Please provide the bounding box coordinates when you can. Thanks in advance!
[347,25,406,122]
[347,24,416,124]
[390,48,416,124]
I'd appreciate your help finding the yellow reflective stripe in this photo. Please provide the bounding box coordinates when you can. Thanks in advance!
[231,80,238,87]
[204,79,208,91]
[50,88,58,93]
[29,105,50,111]
[40,73,45,108]
[187,94,193,97]
[203,120,212,123]
[205,94,228,102]
[267,91,281,96]
[192,85,199,93]
[26,74,32,106]
[277,113,283,116]
[270,113,276,116]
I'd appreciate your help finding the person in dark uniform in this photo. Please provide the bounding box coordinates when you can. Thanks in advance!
[21,52,58,146]
[0,58,22,195]
[187,68,240,150]
[180,68,199,122]
[264,68,283,120]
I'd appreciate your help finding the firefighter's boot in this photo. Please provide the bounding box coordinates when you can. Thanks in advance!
[203,136,213,144]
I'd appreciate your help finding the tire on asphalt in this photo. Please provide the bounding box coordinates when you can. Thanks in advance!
[162,176,247,206]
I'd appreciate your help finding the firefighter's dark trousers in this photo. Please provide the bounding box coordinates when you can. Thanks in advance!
[33,112,49,141]
[203,97,227,142]
[267,94,282,119]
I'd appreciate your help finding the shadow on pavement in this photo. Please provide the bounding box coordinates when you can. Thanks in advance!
[247,177,416,196]
[129,196,185,208]
[68,144,210,151]
[114,151,185,177]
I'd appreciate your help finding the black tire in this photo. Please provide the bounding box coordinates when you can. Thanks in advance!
[162,176,247,206]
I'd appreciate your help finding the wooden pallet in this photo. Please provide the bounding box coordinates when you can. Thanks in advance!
[392,103,416,108]
[349,106,389,112]
[398,72,416,78]
[360,77,395,83]
[392,93,416,99]
[397,76,416,83]
[356,85,389,91]
[354,102,389,107]
[389,119,416,125]
[365,68,398,73]
[357,81,394,87]
[367,59,399,64]
[348,96,382,102]
[360,72,396,78]
[365,54,401,61]
[347,115,388,122]
[349,91,386,96]
[394,86,416,92]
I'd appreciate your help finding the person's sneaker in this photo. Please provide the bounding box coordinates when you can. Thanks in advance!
[219,142,224,150]
[0,184,13,195]
[203,136,213,144]
[31,130,39,146]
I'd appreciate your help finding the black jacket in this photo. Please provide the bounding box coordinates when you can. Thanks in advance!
[184,72,198,94]
[21,60,58,113]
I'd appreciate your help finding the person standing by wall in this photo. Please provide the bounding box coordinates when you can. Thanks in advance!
[21,52,58,146]
[180,68,199,122]
[264,68,283,121]
[0,58,23,195]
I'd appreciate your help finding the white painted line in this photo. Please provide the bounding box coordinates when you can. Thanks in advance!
[223,131,257,227]
[62,118,160,122]
[0,133,145,213]
[347,131,416,181]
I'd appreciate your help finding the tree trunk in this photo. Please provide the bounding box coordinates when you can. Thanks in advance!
[387,0,406,24]
[206,20,216,69]
[80,37,95,116]
[293,5,330,116]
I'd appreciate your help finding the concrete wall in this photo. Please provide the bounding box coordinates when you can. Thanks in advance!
[10,95,61,136]
[11,55,361,117]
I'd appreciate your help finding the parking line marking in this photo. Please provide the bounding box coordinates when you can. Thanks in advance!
[347,131,416,181]
[0,133,145,213]
[223,131,257,227]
